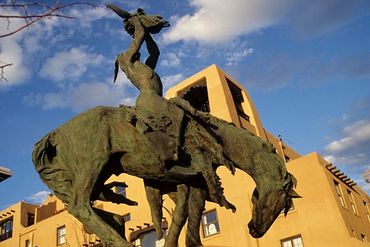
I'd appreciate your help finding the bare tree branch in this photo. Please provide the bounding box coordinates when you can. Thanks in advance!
[364,169,370,183]
[0,1,96,38]
[0,1,96,80]
[0,63,13,81]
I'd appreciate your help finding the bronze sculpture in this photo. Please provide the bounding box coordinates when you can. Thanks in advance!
[32,4,300,247]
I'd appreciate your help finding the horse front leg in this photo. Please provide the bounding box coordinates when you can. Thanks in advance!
[68,178,133,247]
[165,184,189,247]
[69,203,132,247]
[186,187,206,247]
[144,179,164,239]
[192,151,236,212]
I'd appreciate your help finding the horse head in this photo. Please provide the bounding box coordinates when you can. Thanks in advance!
[106,4,170,35]
[248,172,300,238]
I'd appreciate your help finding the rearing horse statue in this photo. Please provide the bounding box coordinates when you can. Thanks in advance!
[32,4,300,247]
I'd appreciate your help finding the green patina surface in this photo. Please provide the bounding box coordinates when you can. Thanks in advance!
[32,4,299,247]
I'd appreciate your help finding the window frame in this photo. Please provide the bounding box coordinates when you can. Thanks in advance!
[364,201,370,222]
[280,234,304,247]
[0,217,13,242]
[334,180,345,208]
[284,155,291,163]
[361,234,367,242]
[226,78,251,122]
[179,79,210,113]
[56,225,66,246]
[201,209,220,238]
[123,213,131,222]
[347,189,358,214]
[27,213,35,227]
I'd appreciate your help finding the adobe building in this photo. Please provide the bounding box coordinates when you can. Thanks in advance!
[1,65,369,247]
[0,195,103,247]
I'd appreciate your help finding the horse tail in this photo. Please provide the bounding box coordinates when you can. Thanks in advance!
[32,132,73,204]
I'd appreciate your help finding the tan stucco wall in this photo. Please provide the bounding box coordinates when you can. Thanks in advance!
[0,197,97,247]
[258,152,362,247]
[2,65,369,247]
[0,202,38,247]
[19,209,90,247]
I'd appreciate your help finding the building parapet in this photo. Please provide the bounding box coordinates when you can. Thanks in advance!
[326,163,357,188]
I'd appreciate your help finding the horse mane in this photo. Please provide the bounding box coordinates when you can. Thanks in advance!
[282,173,301,216]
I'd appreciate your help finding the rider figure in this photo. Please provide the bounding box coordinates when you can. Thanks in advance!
[116,11,183,162]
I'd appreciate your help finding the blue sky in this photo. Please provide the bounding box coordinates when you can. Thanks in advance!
[0,0,369,209]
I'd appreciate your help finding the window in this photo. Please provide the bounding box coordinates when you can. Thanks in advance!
[180,80,210,113]
[281,235,304,247]
[334,181,345,207]
[361,234,367,242]
[202,210,220,237]
[57,225,66,245]
[123,213,131,222]
[0,217,13,242]
[364,201,370,222]
[284,155,291,163]
[140,230,157,247]
[25,239,31,247]
[116,185,126,197]
[347,190,357,214]
[27,213,35,227]
[227,79,250,122]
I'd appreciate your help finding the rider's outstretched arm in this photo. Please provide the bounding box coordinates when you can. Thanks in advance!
[145,33,160,70]
[125,16,146,62]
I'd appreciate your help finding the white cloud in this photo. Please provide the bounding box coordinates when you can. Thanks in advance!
[225,40,253,66]
[163,0,292,44]
[160,53,181,67]
[0,4,115,90]
[0,7,27,41]
[226,48,253,66]
[324,153,368,167]
[323,119,370,193]
[0,39,30,89]
[325,120,370,154]
[67,6,115,28]
[25,81,135,112]
[0,8,30,88]
[39,47,104,82]
[27,191,51,204]
[162,73,185,91]
[114,70,135,87]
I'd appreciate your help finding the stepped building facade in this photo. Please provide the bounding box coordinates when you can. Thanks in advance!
[1,65,369,247]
